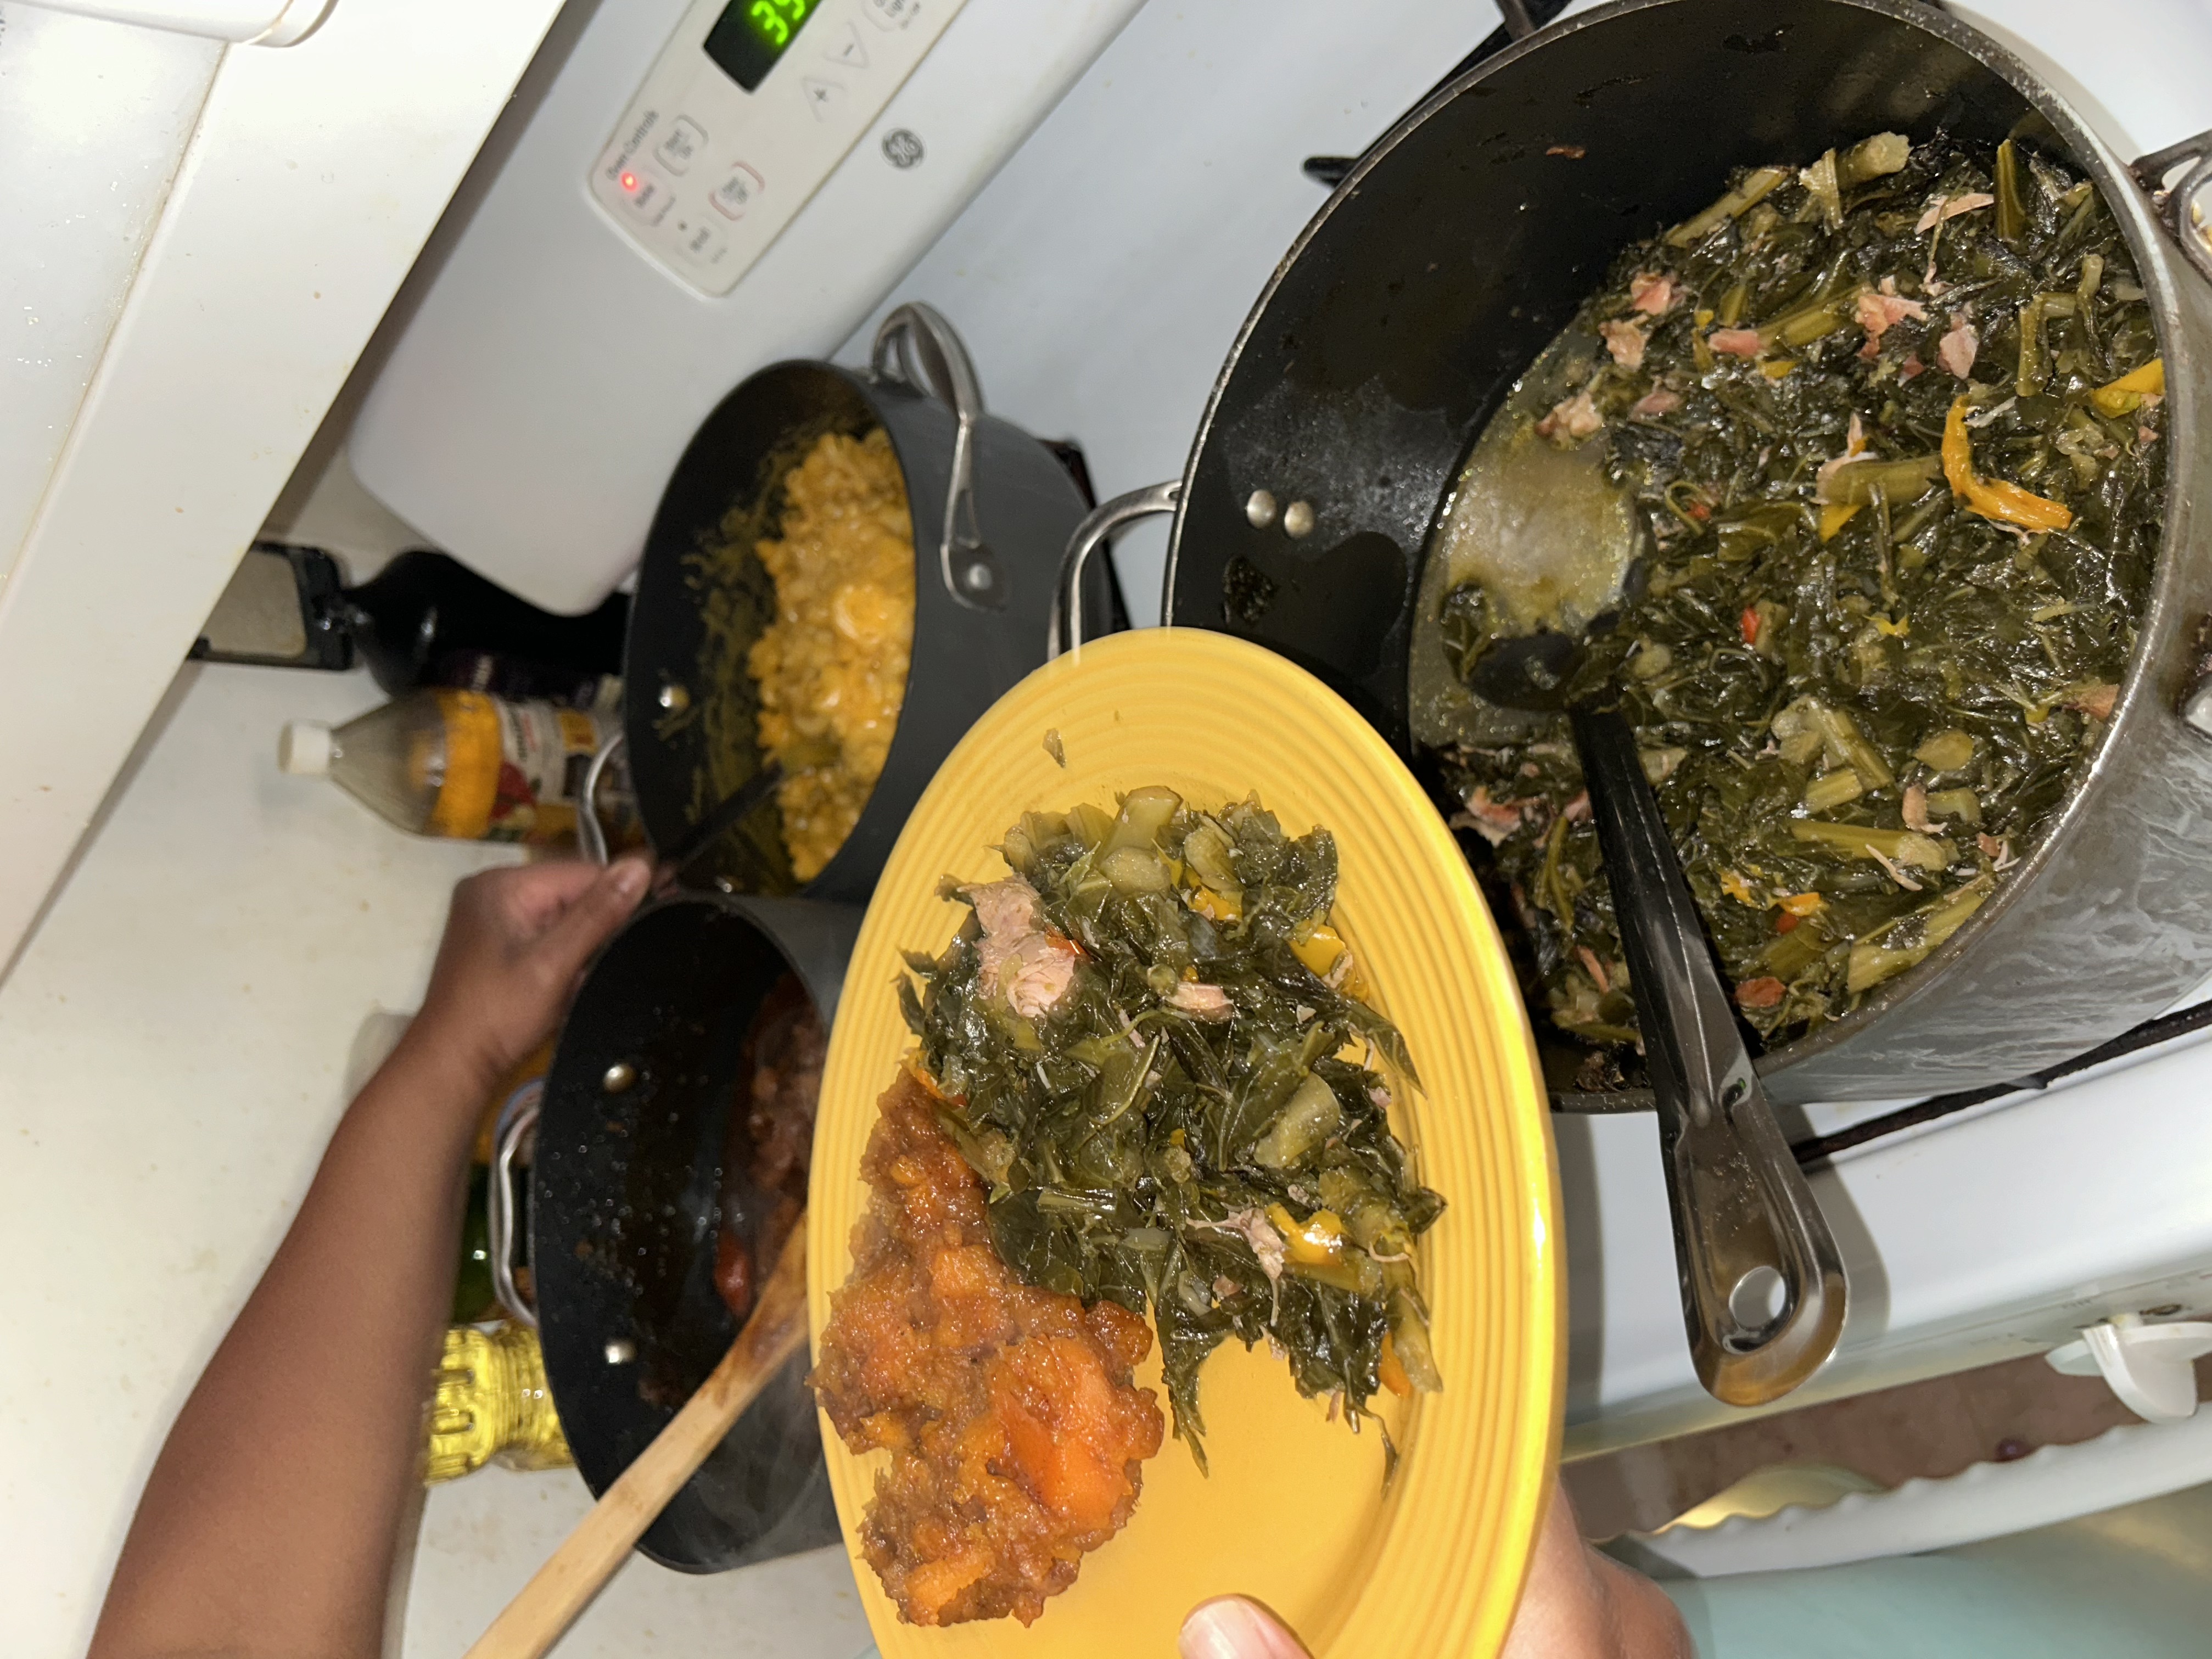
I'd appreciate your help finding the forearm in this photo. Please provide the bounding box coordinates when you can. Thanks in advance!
[1502,1479,1694,1659]
[91,1038,491,1659]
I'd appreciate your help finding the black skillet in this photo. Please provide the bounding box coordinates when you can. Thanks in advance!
[504,894,858,1573]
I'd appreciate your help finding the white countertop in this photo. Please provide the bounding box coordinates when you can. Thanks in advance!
[0,660,867,1658]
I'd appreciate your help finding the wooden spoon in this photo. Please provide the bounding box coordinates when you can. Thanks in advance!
[464,1224,810,1659]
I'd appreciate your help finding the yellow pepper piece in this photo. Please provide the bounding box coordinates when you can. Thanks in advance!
[1943,398,2074,533]
[1720,869,1759,906]
[1187,885,1241,922]
[1940,397,1975,493]
[1779,892,1826,917]
[1379,1333,1413,1398]
[1819,501,1862,541]
[2090,356,2164,416]
[1972,474,2075,532]
[1290,924,1343,978]
[1291,922,1369,999]
[1267,1203,1345,1266]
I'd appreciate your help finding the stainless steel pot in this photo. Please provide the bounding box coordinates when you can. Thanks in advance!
[1057,0,2212,1107]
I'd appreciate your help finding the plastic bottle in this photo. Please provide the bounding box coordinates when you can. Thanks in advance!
[424,1323,573,1483]
[278,688,620,844]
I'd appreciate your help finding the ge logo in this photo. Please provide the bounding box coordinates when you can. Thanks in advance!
[881,128,925,170]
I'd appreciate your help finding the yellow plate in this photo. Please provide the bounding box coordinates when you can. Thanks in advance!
[807,628,1561,1658]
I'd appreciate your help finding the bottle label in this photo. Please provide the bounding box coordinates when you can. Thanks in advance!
[487,701,609,844]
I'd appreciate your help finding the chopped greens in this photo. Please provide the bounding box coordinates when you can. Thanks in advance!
[1430,134,2164,1081]
[900,788,1444,1465]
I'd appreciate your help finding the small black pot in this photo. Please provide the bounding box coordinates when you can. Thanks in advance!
[522,894,859,1572]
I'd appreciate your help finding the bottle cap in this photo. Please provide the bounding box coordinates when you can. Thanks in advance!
[279,721,335,776]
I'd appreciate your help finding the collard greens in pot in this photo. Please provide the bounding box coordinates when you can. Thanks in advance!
[1429,134,2166,1083]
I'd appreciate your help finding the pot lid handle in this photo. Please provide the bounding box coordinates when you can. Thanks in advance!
[2133,128,2212,289]
[1048,480,1181,658]
[872,302,1007,612]
[488,1080,544,1329]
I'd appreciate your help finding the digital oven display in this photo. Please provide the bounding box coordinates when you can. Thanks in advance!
[703,0,817,93]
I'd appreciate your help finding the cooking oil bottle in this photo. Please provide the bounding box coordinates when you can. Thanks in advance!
[278,688,628,844]
[424,1322,573,1484]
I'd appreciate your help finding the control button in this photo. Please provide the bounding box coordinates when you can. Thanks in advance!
[825,20,869,68]
[655,116,707,175]
[863,0,920,28]
[613,167,675,225]
[671,216,728,268]
[709,162,764,219]
[800,77,845,120]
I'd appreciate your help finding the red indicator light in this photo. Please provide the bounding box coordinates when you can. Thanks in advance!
[620,170,639,193]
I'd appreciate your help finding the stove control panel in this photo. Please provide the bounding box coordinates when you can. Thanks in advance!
[589,0,967,296]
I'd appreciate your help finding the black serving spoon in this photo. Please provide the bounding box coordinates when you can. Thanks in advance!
[659,761,785,883]
[1469,636,1849,1407]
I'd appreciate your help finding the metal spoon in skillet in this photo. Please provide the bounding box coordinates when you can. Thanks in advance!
[1463,634,1849,1408]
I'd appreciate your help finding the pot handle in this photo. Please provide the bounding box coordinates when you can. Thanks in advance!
[576,733,623,867]
[488,1079,544,1329]
[1048,480,1183,657]
[872,302,1006,612]
[2133,128,2212,288]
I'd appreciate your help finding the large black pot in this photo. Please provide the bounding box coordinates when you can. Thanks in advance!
[1057,0,2212,1107]
[621,302,1121,902]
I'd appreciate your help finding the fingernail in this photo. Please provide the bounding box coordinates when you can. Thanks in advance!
[1179,1597,1306,1659]
[608,857,651,900]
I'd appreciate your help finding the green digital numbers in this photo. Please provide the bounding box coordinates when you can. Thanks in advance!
[749,0,810,47]
[708,0,814,89]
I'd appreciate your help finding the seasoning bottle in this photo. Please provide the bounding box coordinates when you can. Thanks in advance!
[452,1164,499,1326]
[278,688,628,844]
[424,1323,573,1484]
[343,550,629,700]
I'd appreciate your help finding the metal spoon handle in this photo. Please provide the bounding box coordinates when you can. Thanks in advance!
[664,761,785,880]
[1571,708,1848,1406]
